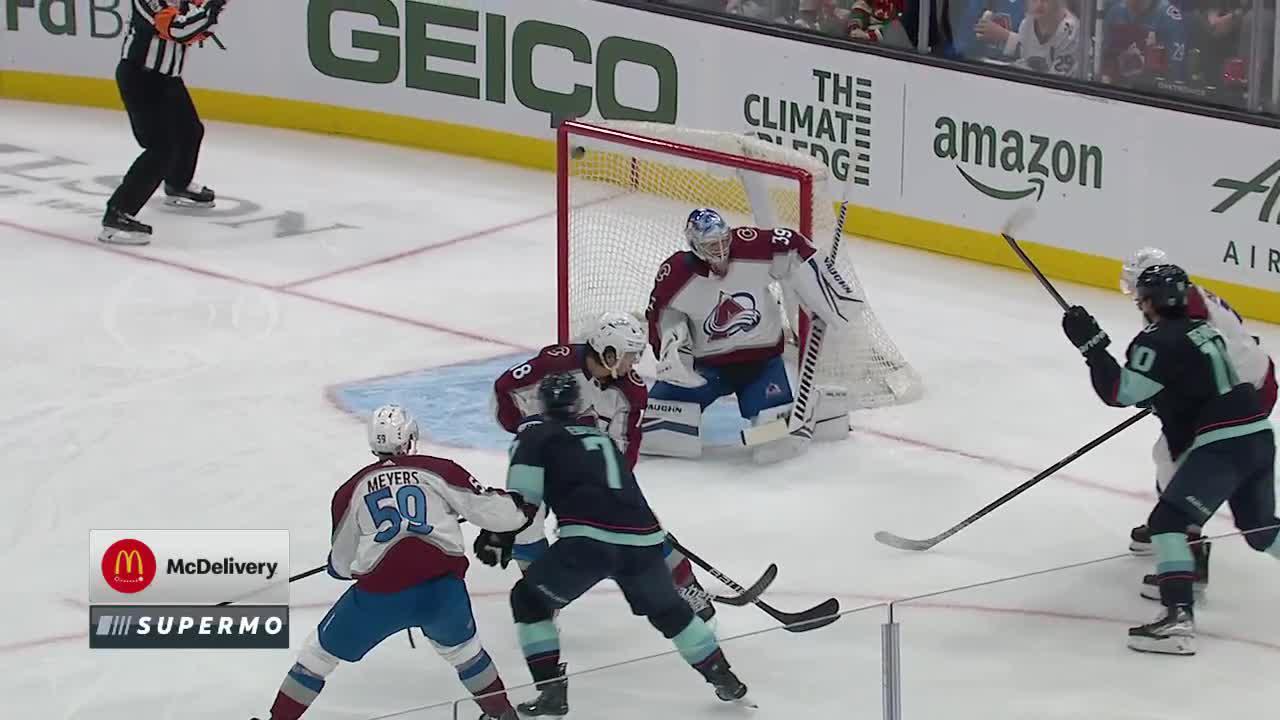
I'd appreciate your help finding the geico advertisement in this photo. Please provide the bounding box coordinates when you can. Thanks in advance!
[89,529,289,604]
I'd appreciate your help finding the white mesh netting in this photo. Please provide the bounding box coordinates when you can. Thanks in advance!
[562,120,922,409]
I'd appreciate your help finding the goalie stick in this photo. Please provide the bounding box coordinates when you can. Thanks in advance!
[875,211,1152,551]
[667,537,840,632]
[740,193,851,447]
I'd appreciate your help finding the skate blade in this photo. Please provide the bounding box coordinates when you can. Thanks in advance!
[163,196,215,209]
[1127,634,1196,656]
[1129,543,1153,556]
[97,228,150,246]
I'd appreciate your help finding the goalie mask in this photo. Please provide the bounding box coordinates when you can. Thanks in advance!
[1120,247,1169,295]
[368,404,418,456]
[685,208,732,274]
[588,312,647,378]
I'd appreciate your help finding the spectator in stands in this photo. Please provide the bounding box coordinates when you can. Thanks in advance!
[1101,0,1188,84]
[1186,0,1273,96]
[975,0,1082,77]
[722,0,781,19]
[952,0,1027,60]
[847,0,911,44]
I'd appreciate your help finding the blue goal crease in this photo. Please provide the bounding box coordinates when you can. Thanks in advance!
[331,352,750,451]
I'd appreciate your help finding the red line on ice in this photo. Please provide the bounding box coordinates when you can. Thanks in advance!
[0,219,525,352]
[278,191,625,289]
[278,207,561,289]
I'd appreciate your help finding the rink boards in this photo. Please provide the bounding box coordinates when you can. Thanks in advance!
[3,0,1277,322]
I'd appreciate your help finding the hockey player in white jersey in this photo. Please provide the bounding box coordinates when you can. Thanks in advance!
[1118,249,1277,592]
[254,406,535,720]
[977,0,1081,78]
[491,312,721,627]
[643,208,862,463]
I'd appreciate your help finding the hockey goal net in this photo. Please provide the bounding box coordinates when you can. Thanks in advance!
[557,120,921,409]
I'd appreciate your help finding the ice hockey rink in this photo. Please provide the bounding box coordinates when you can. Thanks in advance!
[2,98,1278,720]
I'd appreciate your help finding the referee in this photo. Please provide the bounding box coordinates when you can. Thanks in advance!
[100,0,226,246]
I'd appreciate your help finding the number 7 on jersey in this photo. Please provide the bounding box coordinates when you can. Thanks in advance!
[582,436,623,489]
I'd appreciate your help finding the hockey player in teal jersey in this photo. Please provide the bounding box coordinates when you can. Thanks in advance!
[1062,264,1278,655]
[474,373,749,715]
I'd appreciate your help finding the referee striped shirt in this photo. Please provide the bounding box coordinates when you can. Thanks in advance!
[121,0,220,78]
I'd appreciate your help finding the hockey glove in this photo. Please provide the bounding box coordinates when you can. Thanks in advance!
[473,530,517,569]
[1062,306,1110,357]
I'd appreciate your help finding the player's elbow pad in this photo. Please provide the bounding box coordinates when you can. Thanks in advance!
[792,256,863,327]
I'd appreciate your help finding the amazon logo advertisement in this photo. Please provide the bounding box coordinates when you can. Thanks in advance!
[931,117,1103,202]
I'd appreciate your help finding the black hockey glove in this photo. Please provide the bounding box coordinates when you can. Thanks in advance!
[203,0,226,21]
[473,530,517,569]
[1062,306,1110,357]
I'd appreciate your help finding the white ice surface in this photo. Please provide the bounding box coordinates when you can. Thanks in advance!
[1,100,1278,720]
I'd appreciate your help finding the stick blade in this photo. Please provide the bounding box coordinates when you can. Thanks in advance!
[740,419,787,447]
[778,598,841,633]
[1002,206,1036,238]
[874,530,937,552]
[713,563,778,606]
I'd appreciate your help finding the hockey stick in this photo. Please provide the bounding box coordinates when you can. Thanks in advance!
[740,190,852,447]
[215,564,325,607]
[667,535,777,606]
[999,207,1071,312]
[874,407,1152,551]
[668,537,840,632]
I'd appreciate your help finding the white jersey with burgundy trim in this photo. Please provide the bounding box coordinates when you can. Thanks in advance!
[647,227,817,368]
[328,455,529,593]
[492,344,647,470]
[1188,286,1271,390]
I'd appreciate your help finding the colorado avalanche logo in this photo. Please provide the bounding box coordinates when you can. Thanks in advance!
[703,291,762,340]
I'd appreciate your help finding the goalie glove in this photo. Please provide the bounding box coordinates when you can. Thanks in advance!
[655,323,707,388]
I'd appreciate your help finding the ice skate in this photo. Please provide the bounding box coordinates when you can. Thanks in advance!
[1129,524,1152,555]
[1140,539,1210,601]
[98,207,152,246]
[479,710,519,720]
[699,655,752,706]
[1127,606,1196,655]
[163,181,216,208]
[517,664,567,718]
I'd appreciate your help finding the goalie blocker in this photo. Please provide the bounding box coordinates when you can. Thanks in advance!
[641,210,859,463]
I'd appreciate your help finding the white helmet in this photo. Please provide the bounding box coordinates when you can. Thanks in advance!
[368,404,418,456]
[588,312,647,376]
[1120,247,1169,295]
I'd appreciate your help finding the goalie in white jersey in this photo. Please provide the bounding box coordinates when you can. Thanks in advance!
[643,208,862,462]
[1119,248,1277,568]
[255,406,536,720]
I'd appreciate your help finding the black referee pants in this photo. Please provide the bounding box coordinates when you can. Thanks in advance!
[107,60,205,216]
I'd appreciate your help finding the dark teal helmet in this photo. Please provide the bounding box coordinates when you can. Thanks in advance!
[538,373,581,421]
[1135,264,1190,310]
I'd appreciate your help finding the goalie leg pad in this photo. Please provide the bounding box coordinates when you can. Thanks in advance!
[641,397,703,458]
[812,385,851,442]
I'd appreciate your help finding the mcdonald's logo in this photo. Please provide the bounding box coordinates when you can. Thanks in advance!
[101,538,156,594]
